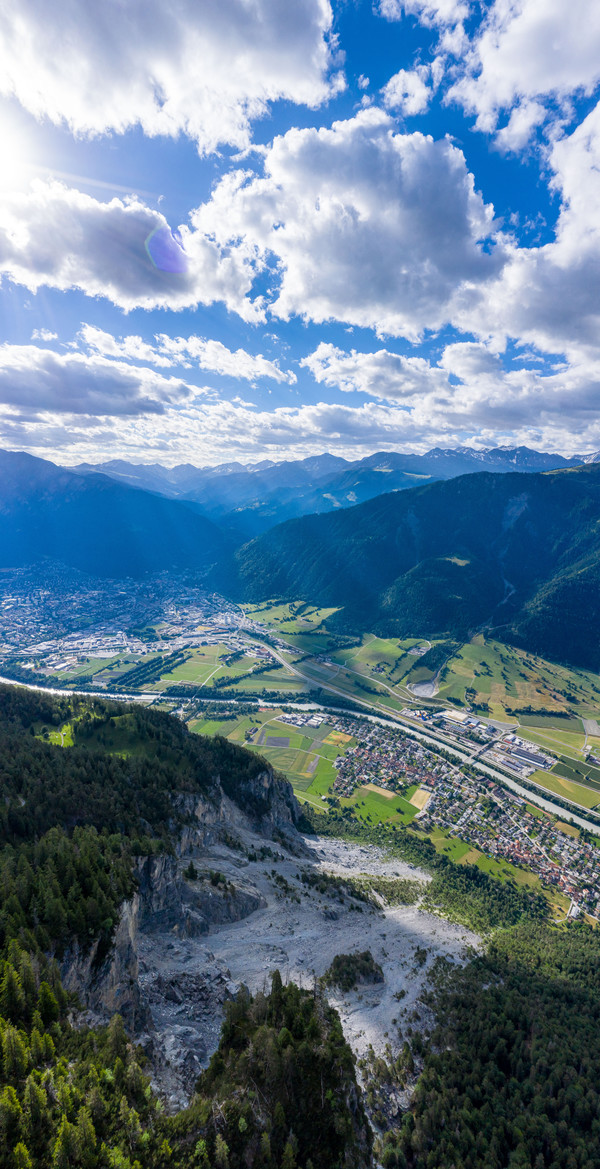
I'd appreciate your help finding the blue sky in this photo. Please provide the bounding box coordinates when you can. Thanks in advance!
[0,0,598,466]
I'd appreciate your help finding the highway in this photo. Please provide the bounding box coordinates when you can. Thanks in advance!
[3,660,600,836]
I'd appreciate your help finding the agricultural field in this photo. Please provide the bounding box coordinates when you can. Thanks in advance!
[529,768,600,810]
[51,655,124,682]
[329,635,425,676]
[434,635,600,722]
[341,783,419,826]
[189,707,357,808]
[243,600,341,655]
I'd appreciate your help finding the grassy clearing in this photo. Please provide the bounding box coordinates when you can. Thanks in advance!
[518,713,584,731]
[342,785,418,826]
[460,848,482,865]
[516,727,586,759]
[555,819,580,838]
[45,721,74,747]
[243,600,342,655]
[158,645,230,687]
[410,787,431,810]
[530,769,600,809]
[525,802,546,819]
[329,636,423,682]
[189,717,239,737]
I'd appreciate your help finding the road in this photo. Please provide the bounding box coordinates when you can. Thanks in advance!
[3,665,600,837]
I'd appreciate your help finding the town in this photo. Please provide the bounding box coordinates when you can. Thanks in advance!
[1,568,599,919]
[318,710,600,919]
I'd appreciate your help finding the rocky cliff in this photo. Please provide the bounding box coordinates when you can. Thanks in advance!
[62,766,305,1080]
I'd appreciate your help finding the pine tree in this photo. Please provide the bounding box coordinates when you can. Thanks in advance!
[0,964,25,1022]
[215,1134,230,1168]
[52,1115,78,1169]
[37,981,59,1025]
[23,1075,47,1136]
[87,1084,106,1126]
[13,1142,33,1169]
[281,1141,297,1169]
[18,953,37,1014]
[2,1024,29,1081]
[30,1028,45,1067]
[75,1106,97,1169]
[107,1014,127,1060]
[0,1085,23,1146]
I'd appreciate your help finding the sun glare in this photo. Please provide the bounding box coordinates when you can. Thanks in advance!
[0,111,31,192]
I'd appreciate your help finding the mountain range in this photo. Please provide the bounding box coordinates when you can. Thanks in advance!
[2,448,600,669]
[0,450,228,577]
[226,463,600,670]
[71,446,594,538]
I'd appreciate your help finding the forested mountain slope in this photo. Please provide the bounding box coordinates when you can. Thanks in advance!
[0,685,372,1169]
[227,464,600,669]
[0,450,228,577]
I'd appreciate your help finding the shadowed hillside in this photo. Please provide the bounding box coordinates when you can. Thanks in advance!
[0,450,229,577]
[226,464,600,669]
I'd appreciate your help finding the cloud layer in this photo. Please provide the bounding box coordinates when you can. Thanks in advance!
[0,344,189,417]
[0,0,339,154]
[78,326,296,384]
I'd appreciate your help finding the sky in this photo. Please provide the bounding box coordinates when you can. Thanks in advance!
[0,0,599,467]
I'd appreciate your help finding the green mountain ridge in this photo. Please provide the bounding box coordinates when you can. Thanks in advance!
[225,464,600,670]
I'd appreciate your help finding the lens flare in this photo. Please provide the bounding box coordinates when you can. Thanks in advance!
[144,224,188,273]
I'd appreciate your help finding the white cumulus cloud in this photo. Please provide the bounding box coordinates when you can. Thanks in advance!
[458,100,600,360]
[378,0,469,27]
[0,0,341,155]
[195,108,504,340]
[382,68,432,115]
[78,325,296,384]
[0,180,261,318]
[449,0,600,140]
[302,342,447,399]
[0,344,190,417]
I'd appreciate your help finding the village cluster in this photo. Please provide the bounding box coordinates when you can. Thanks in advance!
[306,711,600,919]
[419,767,600,918]
[0,570,276,683]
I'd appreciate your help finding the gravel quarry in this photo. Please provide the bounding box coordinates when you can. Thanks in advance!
[135,828,479,1108]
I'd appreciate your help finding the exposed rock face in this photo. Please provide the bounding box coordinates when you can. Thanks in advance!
[182,769,304,843]
[233,767,302,833]
[61,893,147,1032]
[62,768,292,1057]
[135,853,266,937]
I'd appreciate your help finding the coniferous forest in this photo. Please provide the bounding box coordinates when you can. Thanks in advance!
[0,683,599,1168]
